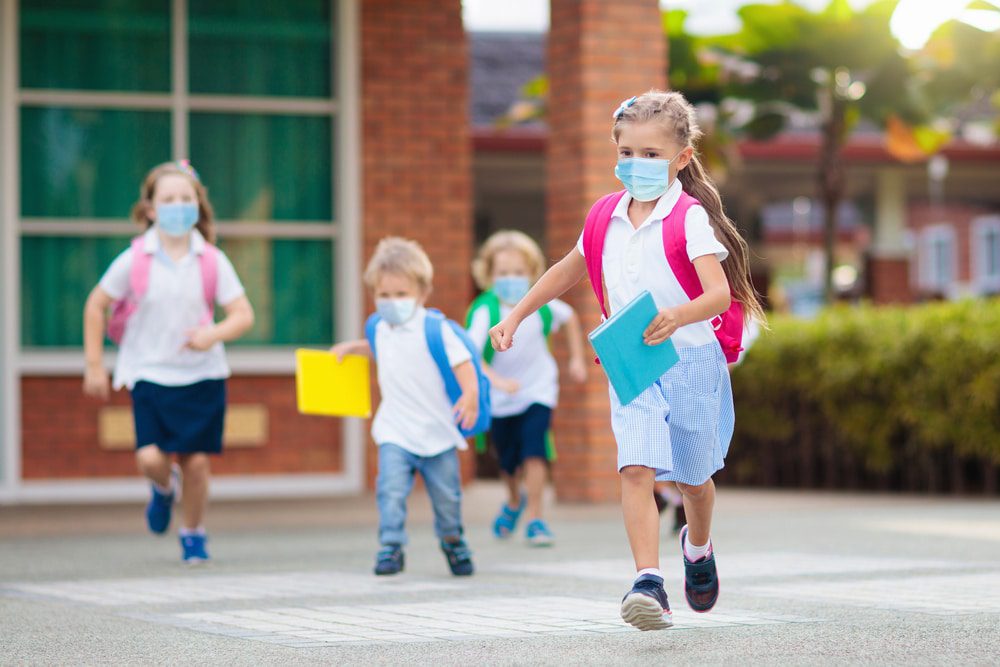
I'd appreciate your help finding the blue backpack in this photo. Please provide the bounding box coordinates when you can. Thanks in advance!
[365,308,492,438]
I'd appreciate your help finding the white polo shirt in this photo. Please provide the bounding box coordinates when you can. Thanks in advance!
[576,180,728,349]
[467,299,573,418]
[370,307,473,457]
[99,228,245,390]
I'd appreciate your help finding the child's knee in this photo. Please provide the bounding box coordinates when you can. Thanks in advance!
[620,466,653,487]
[179,453,210,477]
[135,445,166,470]
[676,480,711,498]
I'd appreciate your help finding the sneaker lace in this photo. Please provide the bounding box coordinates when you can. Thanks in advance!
[445,541,471,561]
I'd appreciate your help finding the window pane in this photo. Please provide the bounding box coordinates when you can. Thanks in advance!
[21,235,131,347]
[190,113,332,221]
[21,107,171,218]
[218,238,333,345]
[20,0,170,91]
[188,0,332,97]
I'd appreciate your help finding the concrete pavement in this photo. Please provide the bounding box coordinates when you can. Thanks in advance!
[2,484,999,665]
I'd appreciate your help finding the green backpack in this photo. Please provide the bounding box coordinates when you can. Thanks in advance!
[465,290,556,460]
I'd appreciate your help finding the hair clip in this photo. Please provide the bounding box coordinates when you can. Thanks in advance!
[613,96,637,120]
[175,159,201,183]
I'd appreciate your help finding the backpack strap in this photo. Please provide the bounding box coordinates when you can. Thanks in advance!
[198,243,219,325]
[538,303,553,338]
[364,313,382,361]
[465,290,502,364]
[582,191,628,319]
[424,309,463,404]
[128,236,152,301]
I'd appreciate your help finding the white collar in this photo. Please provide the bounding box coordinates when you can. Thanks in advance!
[611,179,683,230]
[142,227,207,255]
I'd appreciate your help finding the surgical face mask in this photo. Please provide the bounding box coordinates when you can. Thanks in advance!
[493,276,530,304]
[156,202,200,237]
[613,150,683,202]
[376,298,418,326]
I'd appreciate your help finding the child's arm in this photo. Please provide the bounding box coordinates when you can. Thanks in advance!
[562,310,589,383]
[451,360,479,431]
[491,249,587,353]
[82,286,115,400]
[481,364,520,394]
[644,255,731,346]
[186,295,255,351]
[329,339,372,361]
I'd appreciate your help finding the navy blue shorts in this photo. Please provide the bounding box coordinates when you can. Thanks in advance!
[130,379,226,454]
[489,403,552,476]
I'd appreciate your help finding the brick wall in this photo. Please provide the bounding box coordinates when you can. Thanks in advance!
[547,0,667,502]
[21,376,342,479]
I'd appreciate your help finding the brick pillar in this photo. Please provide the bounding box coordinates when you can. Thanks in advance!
[869,167,913,303]
[361,0,476,486]
[547,0,667,502]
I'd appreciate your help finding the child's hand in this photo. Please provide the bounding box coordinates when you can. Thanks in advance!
[452,392,479,431]
[567,356,588,384]
[329,342,355,362]
[493,376,520,395]
[644,308,681,346]
[184,326,218,351]
[83,364,110,401]
[489,318,518,352]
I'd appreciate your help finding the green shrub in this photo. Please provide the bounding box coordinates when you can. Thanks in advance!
[728,299,1000,493]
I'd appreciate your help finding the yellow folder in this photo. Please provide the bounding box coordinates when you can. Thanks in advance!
[295,349,372,418]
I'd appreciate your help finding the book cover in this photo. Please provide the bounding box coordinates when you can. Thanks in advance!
[588,290,680,405]
[295,349,372,418]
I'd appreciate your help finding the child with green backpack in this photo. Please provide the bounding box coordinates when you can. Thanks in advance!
[466,230,588,546]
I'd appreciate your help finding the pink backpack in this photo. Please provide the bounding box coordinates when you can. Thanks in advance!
[107,237,219,344]
[582,190,744,363]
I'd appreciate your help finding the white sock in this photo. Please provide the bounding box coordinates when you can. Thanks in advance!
[179,526,205,537]
[684,538,711,561]
[636,567,663,581]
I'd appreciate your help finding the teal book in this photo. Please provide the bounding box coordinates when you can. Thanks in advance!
[588,290,680,406]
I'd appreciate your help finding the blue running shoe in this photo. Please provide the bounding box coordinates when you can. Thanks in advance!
[620,573,673,631]
[374,545,404,576]
[525,519,554,547]
[180,533,210,564]
[440,539,474,576]
[679,525,719,613]
[492,496,525,539]
[145,467,178,535]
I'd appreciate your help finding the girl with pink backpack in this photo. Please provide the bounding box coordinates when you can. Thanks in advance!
[489,90,765,630]
[82,161,254,564]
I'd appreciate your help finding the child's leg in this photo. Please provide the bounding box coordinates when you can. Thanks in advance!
[419,448,463,542]
[177,453,210,529]
[523,458,547,521]
[620,465,660,571]
[375,444,417,546]
[676,478,715,547]
[500,469,522,510]
[136,445,172,489]
[519,404,552,522]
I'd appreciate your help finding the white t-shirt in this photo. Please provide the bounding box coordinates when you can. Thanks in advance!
[99,228,245,390]
[371,307,473,457]
[467,298,573,418]
[576,180,729,349]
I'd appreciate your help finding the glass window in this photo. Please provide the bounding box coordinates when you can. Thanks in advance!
[21,235,131,347]
[190,113,332,221]
[922,227,955,291]
[20,0,171,92]
[188,0,332,98]
[219,238,334,345]
[20,107,171,218]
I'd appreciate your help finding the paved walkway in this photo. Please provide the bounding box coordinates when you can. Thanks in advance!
[2,485,999,664]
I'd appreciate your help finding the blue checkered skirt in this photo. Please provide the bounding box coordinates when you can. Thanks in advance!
[609,342,734,486]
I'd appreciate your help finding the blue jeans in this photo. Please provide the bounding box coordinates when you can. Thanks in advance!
[376,443,463,546]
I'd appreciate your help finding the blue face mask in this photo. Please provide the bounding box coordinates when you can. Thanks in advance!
[493,276,531,305]
[156,202,200,237]
[614,152,682,202]
[376,298,418,326]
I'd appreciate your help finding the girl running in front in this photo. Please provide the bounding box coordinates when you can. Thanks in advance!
[489,90,765,630]
[83,160,254,564]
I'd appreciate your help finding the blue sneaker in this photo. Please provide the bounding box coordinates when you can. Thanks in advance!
[180,533,210,564]
[620,573,673,631]
[525,519,554,547]
[440,539,474,576]
[145,467,179,535]
[492,496,525,538]
[374,545,404,576]
[679,525,719,613]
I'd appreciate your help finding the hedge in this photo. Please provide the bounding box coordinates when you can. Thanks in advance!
[724,299,1000,494]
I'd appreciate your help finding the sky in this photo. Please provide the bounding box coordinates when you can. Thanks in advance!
[462,0,1000,50]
